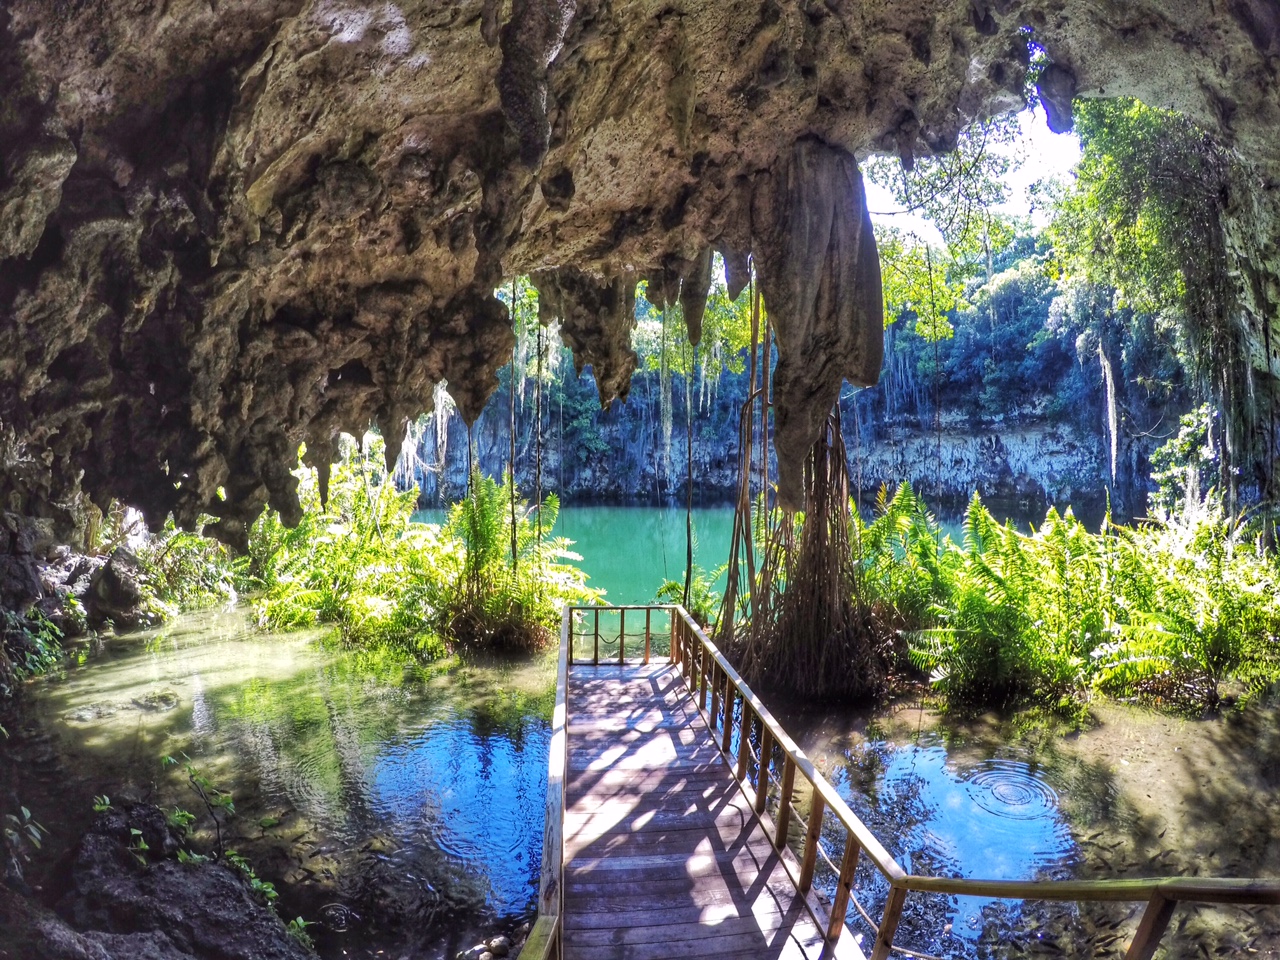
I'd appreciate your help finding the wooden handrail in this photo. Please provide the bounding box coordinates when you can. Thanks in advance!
[895,874,1280,904]
[652,604,1280,960]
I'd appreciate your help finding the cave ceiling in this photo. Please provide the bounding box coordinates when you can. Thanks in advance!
[1,0,1278,543]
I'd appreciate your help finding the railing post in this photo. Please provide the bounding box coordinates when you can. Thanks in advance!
[593,608,599,665]
[619,608,625,664]
[698,643,710,710]
[823,835,861,955]
[774,756,797,850]
[644,608,651,664]
[798,790,825,893]
[709,662,721,734]
[754,725,773,814]
[736,706,754,781]
[672,614,681,668]
[869,885,908,960]
[1125,892,1177,960]
[721,683,735,753]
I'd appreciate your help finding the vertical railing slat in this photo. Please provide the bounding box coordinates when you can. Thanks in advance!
[699,642,710,710]
[1124,893,1177,960]
[798,789,825,894]
[823,835,862,952]
[721,682,735,754]
[755,725,773,815]
[644,608,651,664]
[775,756,796,850]
[736,705,754,781]
[710,662,721,735]
[619,608,625,664]
[869,885,908,960]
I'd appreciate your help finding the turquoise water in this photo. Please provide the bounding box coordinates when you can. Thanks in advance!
[414,504,736,604]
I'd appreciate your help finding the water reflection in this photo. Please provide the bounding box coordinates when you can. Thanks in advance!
[833,737,1078,941]
[1,609,555,959]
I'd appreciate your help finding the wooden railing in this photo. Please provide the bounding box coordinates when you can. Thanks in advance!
[660,605,1280,960]
[565,603,676,665]
[518,603,1280,960]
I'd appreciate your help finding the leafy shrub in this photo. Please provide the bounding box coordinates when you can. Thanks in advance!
[137,518,247,614]
[0,610,65,697]
[863,484,1280,712]
[656,564,726,627]
[251,439,594,656]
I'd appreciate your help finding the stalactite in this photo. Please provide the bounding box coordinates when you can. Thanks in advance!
[659,306,674,490]
[433,381,455,501]
[1099,341,1119,485]
[750,138,884,509]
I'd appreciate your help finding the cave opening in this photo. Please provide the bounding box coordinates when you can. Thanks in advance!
[2,3,1280,957]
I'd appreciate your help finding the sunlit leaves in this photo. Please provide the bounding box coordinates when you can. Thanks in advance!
[1047,98,1230,318]
[876,225,962,342]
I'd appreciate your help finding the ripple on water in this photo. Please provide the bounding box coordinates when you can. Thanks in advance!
[964,758,1061,823]
[834,736,1079,946]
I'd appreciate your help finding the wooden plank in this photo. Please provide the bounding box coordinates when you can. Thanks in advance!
[566,871,800,917]
[563,911,823,946]
[516,914,558,960]
[567,764,730,791]
[561,926,824,960]
[562,651,867,960]
[538,607,569,917]
[1124,893,1177,960]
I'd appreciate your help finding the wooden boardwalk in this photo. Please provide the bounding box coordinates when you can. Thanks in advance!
[517,604,1280,960]
[560,662,863,960]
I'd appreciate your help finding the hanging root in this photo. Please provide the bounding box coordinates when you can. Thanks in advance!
[721,414,890,702]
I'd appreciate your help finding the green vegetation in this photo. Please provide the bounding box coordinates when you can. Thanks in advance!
[0,610,64,697]
[252,437,594,656]
[137,519,246,615]
[856,483,1280,713]
[1049,98,1269,506]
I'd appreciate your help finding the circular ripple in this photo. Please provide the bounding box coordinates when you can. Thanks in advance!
[963,759,1060,822]
[318,902,360,932]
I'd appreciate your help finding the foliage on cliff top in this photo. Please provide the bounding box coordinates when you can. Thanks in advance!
[250,436,595,656]
[1047,97,1268,506]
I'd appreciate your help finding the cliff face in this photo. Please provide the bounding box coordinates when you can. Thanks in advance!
[408,370,1147,516]
[1,0,1279,565]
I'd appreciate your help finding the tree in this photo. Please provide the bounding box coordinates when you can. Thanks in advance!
[1048,98,1265,507]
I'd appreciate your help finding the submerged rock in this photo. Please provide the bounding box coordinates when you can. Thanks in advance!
[65,702,120,723]
[130,690,180,712]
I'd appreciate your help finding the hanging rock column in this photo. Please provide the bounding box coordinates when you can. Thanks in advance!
[752,138,885,509]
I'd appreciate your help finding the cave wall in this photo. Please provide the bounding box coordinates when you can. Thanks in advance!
[1,0,1279,551]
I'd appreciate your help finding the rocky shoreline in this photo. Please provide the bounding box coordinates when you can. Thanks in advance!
[1,803,313,960]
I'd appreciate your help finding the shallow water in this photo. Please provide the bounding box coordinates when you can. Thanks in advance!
[781,699,1280,957]
[0,609,555,959]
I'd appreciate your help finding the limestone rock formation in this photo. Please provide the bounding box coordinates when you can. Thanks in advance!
[0,804,314,960]
[1,0,1278,548]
